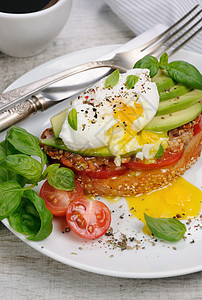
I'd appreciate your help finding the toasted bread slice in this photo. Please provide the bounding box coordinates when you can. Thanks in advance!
[76,131,202,196]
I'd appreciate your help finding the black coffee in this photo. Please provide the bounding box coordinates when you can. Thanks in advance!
[0,0,59,14]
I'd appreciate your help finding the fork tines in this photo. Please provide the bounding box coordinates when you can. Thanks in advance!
[141,4,202,58]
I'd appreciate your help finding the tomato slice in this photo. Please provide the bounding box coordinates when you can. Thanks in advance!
[66,197,111,239]
[126,150,184,170]
[193,114,202,136]
[39,180,84,217]
[78,165,127,179]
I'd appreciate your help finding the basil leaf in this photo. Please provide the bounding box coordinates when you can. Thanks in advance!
[159,52,168,69]
[2,154,42,182]
[105,69,119,88]
[0,165,26,185]
[144,213,186,241]
[0,140,28,185]
[0,141,6,161]
[7,172,27,186]
[23,189,53,241]
[8,198,41,236]
[126,75,139,89]
[42,163,60,180]
[0,169,21,184]
[165,61,202,90]
[0,181,23,220]
[134,56,159,77]
[47,167,75,191]
[0,168,9,183]
[155,144,164,159]
[68,108,77,131]
[6,126,47,168]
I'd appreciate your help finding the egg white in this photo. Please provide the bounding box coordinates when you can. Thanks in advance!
[59,69,165,164]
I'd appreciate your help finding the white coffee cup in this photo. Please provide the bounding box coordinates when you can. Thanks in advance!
[0,0,72,57]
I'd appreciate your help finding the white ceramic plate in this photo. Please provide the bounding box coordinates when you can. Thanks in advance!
[1,45,202,278]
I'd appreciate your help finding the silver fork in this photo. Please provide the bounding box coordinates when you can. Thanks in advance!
[0,5,201,132]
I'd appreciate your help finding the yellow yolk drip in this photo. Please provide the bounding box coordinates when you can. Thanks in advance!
[136,130,168,147]
[114,101,143,134]
[126,177,202,224]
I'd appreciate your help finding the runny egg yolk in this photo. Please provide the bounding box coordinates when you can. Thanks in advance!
[106,100,168,162]
[126,177,202,224]
[113,101,143,135]
[136,131,168,146]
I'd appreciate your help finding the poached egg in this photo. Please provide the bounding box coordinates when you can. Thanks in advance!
[60,69,168,165]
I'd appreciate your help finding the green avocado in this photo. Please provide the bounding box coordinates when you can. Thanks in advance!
[41,137,69,150]
[159,84,191,101]
[49,71,201,157]
[144,103,202,132]
[156,89,202,116]
[41,137,114,157]
[50,108,69,139]
[152,71,175,93]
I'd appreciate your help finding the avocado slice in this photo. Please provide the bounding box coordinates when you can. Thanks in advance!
[50,108,69,139]
[156,89,202,116]
[41,137,69,150]
[159,84,191,101]
[79,146,113,157]
[41,137,114,157]
[144,103,202,132]
[152,71,175,93]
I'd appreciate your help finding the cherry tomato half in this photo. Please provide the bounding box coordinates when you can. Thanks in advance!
[126,150,184,170]
[39,180,84,217]
[79,165,127,179]
[66,197,111,239]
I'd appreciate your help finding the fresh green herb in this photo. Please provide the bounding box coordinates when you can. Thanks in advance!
[0,126,75,241]
[1,154,43,183]
[0,181,24,221]
[0,166,25,185]
[155,144,164,159]
[46,164,75,191]
[144,213,186,242]
[0,168,9,183]
[105,69,119,88]
[134,56,159,77]
[165,61,202,90]
[8,197,41,236]
[134,52,202,89]
[0,141,6,160]
[7,190,53,241]
[68,108,77,131]
[159,52,168,69]
[6,126,47,168]
[23,190,53,241]
[0,141,11,184]
[126,74,139,89]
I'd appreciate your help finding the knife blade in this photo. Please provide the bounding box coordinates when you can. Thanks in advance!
[0,67,112,132]
[0,24,168,132]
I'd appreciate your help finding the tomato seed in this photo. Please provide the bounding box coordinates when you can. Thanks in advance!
[53,198,58,204]
[88,225,93,233]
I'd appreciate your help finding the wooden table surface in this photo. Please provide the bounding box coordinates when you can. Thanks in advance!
[1,0,202,299]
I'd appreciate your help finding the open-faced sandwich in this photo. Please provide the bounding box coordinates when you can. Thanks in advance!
[0,53,201,242]
[40,53,202,197]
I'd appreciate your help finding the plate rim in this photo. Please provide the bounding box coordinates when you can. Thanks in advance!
[1,44,202,279]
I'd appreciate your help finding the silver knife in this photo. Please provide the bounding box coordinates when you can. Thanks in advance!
[0,24,167,132]
[0,67,111,132]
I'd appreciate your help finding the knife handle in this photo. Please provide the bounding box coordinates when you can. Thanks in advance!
[0,94,57,133]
